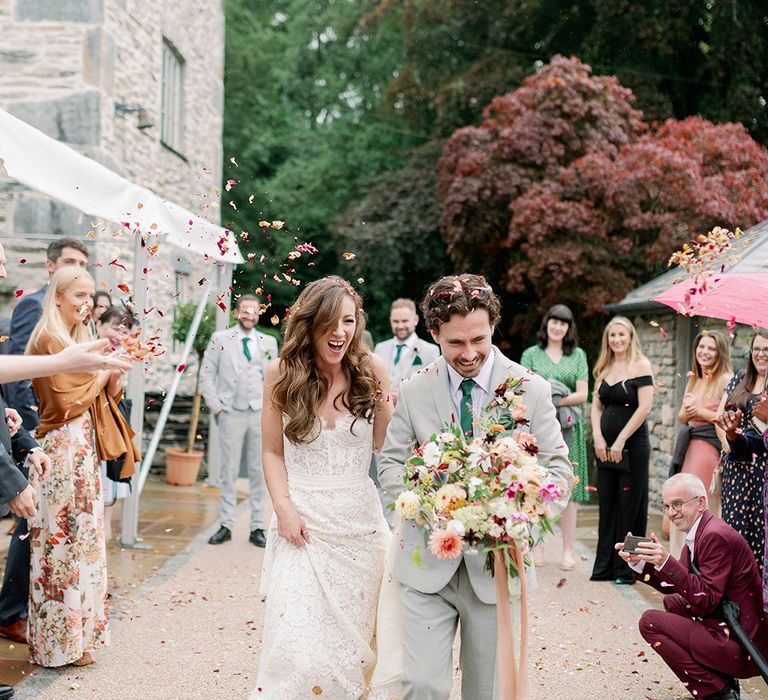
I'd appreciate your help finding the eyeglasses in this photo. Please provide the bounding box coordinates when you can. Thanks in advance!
[662,496,699,513]
[752,347,768,357]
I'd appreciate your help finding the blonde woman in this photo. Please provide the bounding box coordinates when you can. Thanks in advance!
[26,267,137,668]
[668,330,732,557]
[256,277,394,698]
[589,317,654,585]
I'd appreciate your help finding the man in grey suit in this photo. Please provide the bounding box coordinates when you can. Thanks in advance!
[374,298,439,403]
[200,295,278,547]
[378,274,572,700]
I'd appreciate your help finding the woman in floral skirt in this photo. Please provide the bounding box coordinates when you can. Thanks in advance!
[26,267,137,667]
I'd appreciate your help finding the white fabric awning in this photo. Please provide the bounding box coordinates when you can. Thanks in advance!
[0,108,243,264]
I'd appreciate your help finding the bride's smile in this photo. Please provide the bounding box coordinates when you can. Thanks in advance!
[313,295,357,366]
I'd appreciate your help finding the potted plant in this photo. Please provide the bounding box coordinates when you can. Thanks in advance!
[165,301,217,485]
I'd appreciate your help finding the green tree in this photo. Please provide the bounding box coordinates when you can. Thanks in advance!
[334,143,449,341]
[223,0,768,338]
[438,57,768,350]
[223,0,419,318]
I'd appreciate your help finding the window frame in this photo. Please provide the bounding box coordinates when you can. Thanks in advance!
[160,38,186,157]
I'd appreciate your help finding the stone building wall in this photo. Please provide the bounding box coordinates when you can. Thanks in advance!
[0,0,226,392]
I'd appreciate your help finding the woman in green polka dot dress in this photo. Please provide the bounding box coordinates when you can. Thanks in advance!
[521,304,589,571]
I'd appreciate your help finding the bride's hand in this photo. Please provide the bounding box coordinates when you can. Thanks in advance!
[276,502,310,547]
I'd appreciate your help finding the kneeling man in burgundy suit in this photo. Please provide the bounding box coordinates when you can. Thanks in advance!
[616,473,768,700]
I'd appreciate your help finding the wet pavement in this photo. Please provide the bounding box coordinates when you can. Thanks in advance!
[0,474,232,692]
[1,488,766,699]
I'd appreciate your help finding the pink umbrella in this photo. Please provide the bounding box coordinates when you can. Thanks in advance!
[652,272,768,328]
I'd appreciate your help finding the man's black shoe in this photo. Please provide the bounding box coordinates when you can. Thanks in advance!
[0,683,14,700]
[694,683,738,700]
[208,526,231,545]
[249,529,267,548]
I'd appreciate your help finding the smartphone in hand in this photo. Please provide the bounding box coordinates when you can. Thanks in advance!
[622,534,652,554]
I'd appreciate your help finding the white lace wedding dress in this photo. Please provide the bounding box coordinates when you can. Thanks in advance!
[254,414,398,699]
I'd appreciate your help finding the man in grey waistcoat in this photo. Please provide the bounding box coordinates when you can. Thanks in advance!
[378,274,572,700]
[200,294,278,547]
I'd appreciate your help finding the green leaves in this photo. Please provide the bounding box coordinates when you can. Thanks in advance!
[170,303,217,362]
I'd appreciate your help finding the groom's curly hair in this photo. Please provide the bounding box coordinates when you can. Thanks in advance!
[421,274,501,333]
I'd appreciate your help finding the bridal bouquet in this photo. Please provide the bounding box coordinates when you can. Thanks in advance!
[395,374,563,577]
[395,374,564,699]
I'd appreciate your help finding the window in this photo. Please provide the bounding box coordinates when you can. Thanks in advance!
[161,39,185,155]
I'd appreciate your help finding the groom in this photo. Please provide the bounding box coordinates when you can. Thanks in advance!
[378,274,573,700]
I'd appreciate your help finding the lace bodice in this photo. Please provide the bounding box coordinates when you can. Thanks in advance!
[283,413,373,479]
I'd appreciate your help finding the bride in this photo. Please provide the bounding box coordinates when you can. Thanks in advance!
[254,276,395,699]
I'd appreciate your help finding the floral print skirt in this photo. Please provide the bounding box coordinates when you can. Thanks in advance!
[28,412,109,667]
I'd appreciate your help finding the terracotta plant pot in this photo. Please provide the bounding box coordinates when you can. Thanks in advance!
[165,448,204,486]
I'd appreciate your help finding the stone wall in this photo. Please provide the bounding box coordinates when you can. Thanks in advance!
[0,0,226,393]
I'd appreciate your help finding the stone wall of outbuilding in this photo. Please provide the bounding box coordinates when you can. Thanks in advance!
[0,0,226,391]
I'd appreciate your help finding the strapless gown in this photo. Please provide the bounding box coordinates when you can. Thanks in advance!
[254,414,392,699]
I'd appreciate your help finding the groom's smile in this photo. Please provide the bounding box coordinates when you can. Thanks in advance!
[430,309,493,379]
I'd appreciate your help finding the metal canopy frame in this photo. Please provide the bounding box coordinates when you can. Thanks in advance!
[0,109,241,547]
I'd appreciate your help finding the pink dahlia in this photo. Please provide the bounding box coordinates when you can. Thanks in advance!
[428,529,464,560]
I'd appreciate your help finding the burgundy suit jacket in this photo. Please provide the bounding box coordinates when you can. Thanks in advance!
[636,511,768,660]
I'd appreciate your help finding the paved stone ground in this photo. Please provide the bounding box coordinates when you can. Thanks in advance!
[12,504,765,700]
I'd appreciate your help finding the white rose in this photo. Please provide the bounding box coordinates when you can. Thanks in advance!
[422,441,442,468]
[517,453,538,469]
[395,491,421,520]
[446,519,466,536]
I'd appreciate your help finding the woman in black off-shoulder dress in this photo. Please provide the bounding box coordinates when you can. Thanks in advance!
[590,317,654,584]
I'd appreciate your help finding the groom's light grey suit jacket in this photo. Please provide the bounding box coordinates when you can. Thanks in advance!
[378,347,573,604]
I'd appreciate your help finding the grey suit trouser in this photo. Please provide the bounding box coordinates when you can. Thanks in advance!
[217,408,266,531]
[400,560,512,700]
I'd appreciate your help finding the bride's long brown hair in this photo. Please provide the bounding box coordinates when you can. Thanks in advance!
[272,276,378,444]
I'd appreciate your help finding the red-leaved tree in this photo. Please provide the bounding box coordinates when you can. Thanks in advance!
[437,55,768,337]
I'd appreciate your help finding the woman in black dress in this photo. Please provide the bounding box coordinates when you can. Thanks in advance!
[590,316,654,584]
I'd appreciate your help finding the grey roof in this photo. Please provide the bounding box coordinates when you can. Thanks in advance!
[607,218,768,313]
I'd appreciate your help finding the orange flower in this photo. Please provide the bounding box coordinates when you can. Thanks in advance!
[428,529,463,560]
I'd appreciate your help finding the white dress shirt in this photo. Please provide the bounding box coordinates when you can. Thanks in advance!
[445,351,496,427]
[390,332,417,386]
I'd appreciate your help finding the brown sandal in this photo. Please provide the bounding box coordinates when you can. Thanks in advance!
[72,652,94,667]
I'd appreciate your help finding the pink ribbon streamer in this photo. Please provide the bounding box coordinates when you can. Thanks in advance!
[494,547,530,699]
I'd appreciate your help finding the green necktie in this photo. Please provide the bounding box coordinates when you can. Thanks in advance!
[394,343,406,365]
[242,337,252,362]
[459,378,475,438]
